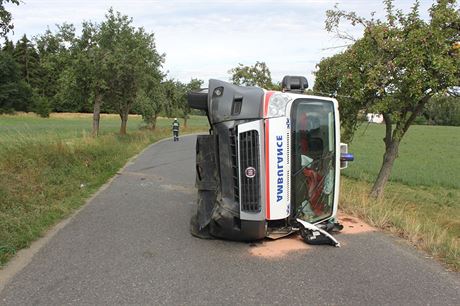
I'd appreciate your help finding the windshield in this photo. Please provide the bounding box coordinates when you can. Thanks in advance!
[291,99,335,223]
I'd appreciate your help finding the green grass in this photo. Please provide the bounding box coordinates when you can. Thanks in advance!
[0,113,209,144]
[341,124,460,271]
[0,113,208,266]
[343,124,460,189]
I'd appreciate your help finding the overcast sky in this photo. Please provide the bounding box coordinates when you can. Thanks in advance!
[5,0,434,86]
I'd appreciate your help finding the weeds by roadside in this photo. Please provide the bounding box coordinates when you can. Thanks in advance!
[340,177,459,271]
[0,125,207,266]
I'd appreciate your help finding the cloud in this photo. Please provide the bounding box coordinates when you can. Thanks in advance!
[6,0,435,85]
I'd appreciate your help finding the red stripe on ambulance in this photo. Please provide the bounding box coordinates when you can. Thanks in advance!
[263,91,274,219]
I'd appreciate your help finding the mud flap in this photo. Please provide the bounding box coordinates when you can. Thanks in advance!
[297,219,341,247]
[190,135,218,239]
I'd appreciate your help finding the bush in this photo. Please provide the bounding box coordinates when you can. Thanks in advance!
[34,95,52,118]
[425,96,460,126]
[413,115,427,125]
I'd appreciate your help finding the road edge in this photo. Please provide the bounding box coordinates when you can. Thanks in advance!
[0,135,186,293]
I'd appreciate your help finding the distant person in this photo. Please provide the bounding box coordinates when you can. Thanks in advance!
[172,118,180,141]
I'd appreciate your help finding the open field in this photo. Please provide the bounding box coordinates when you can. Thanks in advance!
[343,124,460,189]
[0,113,209,144]
[0,113,209,265]
[341,124,460,270]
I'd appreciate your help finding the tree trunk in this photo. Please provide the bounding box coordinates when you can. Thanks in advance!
[25,47,30,85]
[370,139,400,198]
[183,116,188,128]
[92,94,102,137]
[150,114,157,131]
[370,96,430,198]
[120,111,128,135]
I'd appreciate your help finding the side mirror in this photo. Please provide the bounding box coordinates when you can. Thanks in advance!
[340,143,354,169]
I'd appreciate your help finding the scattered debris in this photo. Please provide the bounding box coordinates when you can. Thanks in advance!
[249,214,376,258]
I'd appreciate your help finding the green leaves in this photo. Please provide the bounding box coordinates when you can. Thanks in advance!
[92,9,165,133]
[159,78,203,123]
[0,50,33,113]
[13,35,41,90]
[229,61,276,89]
[317,0,460,135]
[316,0,460,196]
[0,0,19,37]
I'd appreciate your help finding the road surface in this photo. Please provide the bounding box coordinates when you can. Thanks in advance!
[1,135,459,305]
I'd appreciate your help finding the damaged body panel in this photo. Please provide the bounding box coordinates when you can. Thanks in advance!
[189,77,352,245]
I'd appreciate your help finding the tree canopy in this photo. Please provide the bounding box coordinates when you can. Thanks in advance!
[314,0,460,197]
[97,9,165,135]
[0,0,19,38]
[0,49,32,113]
[0,7,207,136]
[229,61,278,89]
[0,8,173,134]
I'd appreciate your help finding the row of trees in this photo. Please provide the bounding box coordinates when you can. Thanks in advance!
[1,0,458,198]
[424,95,460,126]
[0,7,202,134]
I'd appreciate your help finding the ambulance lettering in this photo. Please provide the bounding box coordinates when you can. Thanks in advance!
[276,135,284,202]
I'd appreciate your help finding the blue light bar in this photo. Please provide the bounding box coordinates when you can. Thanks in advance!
[340,153,354,162]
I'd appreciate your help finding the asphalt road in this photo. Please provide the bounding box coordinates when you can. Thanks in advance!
[1,134,459,305]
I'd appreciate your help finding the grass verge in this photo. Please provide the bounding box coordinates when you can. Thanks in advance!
[340,177,459,271]
[344,124,460,189]
[0,125,206,266]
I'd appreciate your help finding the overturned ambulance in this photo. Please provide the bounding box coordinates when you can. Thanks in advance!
[189,76,353,246]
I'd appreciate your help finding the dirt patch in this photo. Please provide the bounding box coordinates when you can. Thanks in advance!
[339,213,376,234]
[249,236,310,258]
[248,214,375,258]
